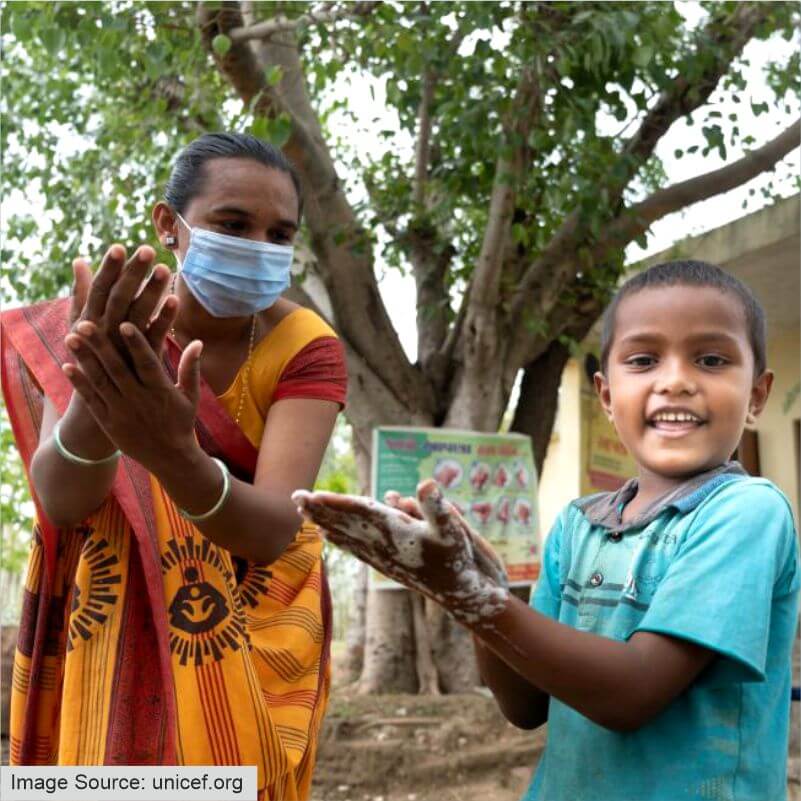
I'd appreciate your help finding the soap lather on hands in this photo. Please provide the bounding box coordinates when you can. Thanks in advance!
[292,479,509,627]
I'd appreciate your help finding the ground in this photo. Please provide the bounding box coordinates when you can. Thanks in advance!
[312,689,543,801]
[312,688,800,801]
[2,645,799,800]
[311,647,801,801]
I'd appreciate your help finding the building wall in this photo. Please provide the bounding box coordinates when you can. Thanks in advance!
[537,359,582,537]
[758,328,800,523]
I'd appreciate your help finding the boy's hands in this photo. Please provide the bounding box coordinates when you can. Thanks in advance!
[292,479,510,626]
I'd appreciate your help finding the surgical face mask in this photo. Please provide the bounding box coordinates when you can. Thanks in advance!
[175,213,293,318]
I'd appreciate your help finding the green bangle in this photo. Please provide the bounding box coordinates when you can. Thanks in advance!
[179,457,231,522]
[52,419,121,467]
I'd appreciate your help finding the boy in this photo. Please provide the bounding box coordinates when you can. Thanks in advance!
[294,261,800,800]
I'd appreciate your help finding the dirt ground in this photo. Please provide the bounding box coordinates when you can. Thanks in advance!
[2,652,799,801]
[312,688,543,801]
[312,646,801,801]
[312,686,800,801]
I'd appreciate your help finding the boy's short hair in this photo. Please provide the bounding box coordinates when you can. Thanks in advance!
[599,259,767,376]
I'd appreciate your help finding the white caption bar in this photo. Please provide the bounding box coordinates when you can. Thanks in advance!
[0,766,257,800]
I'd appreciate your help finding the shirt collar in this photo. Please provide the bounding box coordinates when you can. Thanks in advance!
[574,461,747,533]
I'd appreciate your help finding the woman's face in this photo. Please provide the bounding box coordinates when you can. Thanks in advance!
[163,157,300,261]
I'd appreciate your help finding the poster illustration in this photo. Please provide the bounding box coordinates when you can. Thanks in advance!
[371,427,540,588]
[579,387,637,496]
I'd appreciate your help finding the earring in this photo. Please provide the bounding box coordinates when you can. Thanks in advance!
[165,235,176,247]
[746,411,756,426]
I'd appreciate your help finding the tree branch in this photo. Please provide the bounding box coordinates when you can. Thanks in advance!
[597,120,801,254]
[407,66,452,379]
[404,22,468,383]
[413,69,436,208]
[506,120,799,381]
[228,2,381,43]
[470,64,541,313]
[197,1,437,417]
[446,59,543,424]
[508,1,771,328]
[622,3,768,165]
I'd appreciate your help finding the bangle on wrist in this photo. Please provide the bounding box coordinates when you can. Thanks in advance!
[179,457,231,522]
[52,419,121,467]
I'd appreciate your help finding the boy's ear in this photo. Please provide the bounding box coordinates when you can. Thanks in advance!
[748,370,774,423]
[593,371,614,422]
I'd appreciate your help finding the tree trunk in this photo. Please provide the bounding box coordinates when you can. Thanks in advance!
[411,595,440,695]
[428,605,481,692]
[511,340,572,475]
[349,426,418,693]
[358,589,418,694]
[343,562,368,683]
[342,432,372,683]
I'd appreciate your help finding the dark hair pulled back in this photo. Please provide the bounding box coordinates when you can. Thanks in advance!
[164,132,303,219]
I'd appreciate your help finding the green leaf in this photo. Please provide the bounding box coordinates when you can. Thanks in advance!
[10,9,31,42]
[40,26,65,55]
[251,116,269,140]
[271,114,293,148]
[212,34,231,57]
[511,223,528,246]
[632,45,653,68]
[265,65,283,86]
[674,148,683,159]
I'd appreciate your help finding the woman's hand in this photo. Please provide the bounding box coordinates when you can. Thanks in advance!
[56,243,179,459]
[292,480,510,627]
[70,243,176,357]
[62,320,203,472]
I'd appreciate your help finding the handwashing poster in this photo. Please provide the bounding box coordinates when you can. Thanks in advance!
[371,426,540,588]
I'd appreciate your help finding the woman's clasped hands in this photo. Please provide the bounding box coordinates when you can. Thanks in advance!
[63,243,202,472]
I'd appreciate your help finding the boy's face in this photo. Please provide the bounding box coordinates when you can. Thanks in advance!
[595,285,773,484]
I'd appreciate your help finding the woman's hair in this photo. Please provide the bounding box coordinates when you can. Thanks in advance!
[164,132,303,219]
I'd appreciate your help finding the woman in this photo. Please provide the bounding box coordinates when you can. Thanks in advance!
[1,133,346,800]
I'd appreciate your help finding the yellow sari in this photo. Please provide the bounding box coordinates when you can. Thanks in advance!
[2,300,338,800]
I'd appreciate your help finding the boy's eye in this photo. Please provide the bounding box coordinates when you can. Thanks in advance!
[697,354,728,368]
[624,355,656,368]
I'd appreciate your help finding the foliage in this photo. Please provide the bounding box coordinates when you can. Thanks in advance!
[2,2,798,311]
[0,411,34,574]
[315,417,359,495]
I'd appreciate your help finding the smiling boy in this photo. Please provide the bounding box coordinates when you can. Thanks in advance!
[295,260,800,800]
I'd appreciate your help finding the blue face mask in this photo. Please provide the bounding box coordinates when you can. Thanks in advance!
[175,213,293,318]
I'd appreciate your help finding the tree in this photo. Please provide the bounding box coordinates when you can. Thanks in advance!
[3,1,799,692]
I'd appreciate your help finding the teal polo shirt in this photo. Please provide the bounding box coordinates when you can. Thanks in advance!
[524,464,800,801]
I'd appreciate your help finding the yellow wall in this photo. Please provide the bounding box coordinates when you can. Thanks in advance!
[537,359,582,537]
[756,329,800,524]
